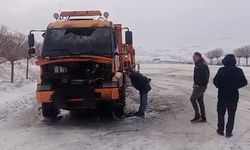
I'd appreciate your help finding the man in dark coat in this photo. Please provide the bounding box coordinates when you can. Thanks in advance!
[190,52,210,122]
[214,54,248,138]
[126,69,151,117]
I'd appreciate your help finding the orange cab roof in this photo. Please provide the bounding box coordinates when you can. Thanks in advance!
[48,20,112,29]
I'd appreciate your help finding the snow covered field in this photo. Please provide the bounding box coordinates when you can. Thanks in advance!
[0,62,250,150]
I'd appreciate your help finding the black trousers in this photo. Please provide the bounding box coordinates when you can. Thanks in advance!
[190,86,207,118]
[217,101,238,134]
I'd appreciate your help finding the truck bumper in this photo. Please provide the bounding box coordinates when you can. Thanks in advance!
[36,87,120,108]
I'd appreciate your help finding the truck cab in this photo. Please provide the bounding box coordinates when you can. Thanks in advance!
[28,10,135,119]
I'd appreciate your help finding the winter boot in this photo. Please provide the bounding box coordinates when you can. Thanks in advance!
[217,129,224,136]
[134,111,145,118]
[226,133,233,138]
[197,117,207,122]
[190,115,200,122]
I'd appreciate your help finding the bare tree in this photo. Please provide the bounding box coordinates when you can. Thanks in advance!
[241,45,250,66]
[212,48,224,64]
[205,51,214,64]
[2,32,28,83]
[0,57,6,64]
[0,25,8,64]
[21,40,31,79]
[234,48,243,65]
[34,42,43,57]
[23,41,42,79]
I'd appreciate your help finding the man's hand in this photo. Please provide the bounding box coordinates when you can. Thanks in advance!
[193,84,199,88]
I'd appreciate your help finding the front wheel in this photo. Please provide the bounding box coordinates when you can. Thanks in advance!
[41,103,59,118]
[112,101,125,119]
[113,79,126,119]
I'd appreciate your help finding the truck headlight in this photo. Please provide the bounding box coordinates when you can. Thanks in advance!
[54,66,67,73]
[37,84,52,91]
[102,81,118,88]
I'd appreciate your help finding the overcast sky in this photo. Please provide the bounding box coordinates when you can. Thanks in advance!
[1,0,250,52]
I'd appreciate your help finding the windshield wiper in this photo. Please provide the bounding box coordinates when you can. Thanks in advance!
[45,48,70,51]
[69,51,82,55]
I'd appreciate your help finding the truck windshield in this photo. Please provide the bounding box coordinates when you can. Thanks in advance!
[42,27,114,57]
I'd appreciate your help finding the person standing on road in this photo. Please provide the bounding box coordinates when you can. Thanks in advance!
[190,52,210,122]
[126,69,151,117]
[213,54,248,138]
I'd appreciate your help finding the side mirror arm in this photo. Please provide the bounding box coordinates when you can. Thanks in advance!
[115,52,129,56]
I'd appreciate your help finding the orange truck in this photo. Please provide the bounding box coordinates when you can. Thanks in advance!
[28,10,136,118]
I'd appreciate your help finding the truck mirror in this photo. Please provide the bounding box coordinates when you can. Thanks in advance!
[125,31,133,44]
[115,52,128,56]
[123,44,129,54]
[28,33,35,48]
[28,48,36,56]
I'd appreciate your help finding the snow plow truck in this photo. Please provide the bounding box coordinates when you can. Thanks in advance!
[28,10,136,119]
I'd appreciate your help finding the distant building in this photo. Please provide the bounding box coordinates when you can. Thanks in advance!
[152,58,161,63]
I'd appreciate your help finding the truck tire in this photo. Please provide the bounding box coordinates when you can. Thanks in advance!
[96,102,113,118]
[120,74,126,101]
[112,75,126,119]
[112,101,125,119]
[41,103,59,118]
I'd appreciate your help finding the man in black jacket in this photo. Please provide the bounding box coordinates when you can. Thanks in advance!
[126,69,151,117]
[190,52,210,122]
[214,54,248,138]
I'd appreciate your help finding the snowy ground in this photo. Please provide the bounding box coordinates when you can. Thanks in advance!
[0,62,250,150]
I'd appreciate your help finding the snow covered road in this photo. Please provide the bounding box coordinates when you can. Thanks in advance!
[1,63,250,150]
